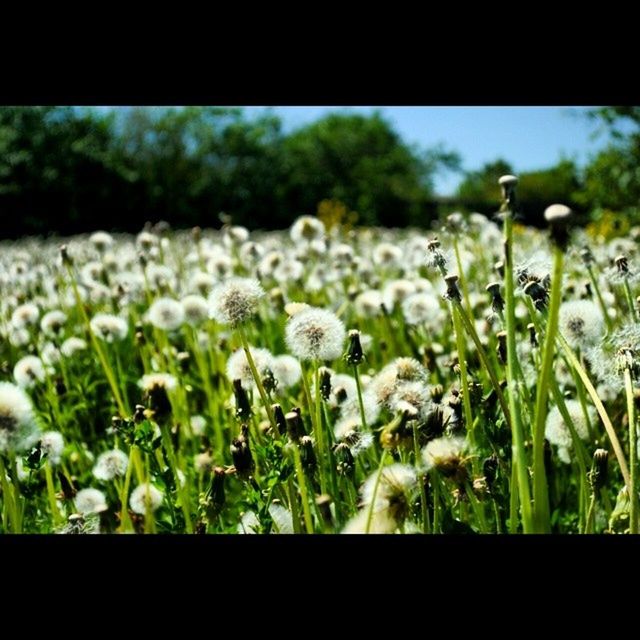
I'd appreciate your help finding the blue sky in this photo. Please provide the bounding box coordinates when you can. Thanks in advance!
[245,106,612,195]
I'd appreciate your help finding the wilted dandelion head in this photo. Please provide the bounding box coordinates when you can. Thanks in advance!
[180,295,209,327]
[93,449,129,481]
[60,337,88,358]
[0,382,40,453]
[75,488,108,515]
[40,310,67,338]
[334,416,375,457]
[209,277,265,327]
[13,355,46,389]
[559,300,604,349]
[129,483,164,515]
[226,346,276,390]
[290,215,325,244]
[90,313,128,343]
[422,436,468,477]
[285,306,346,361]
[272,355,302,389]
[40,431,64,465]
[545,400,593,463]
[148,297,185,331]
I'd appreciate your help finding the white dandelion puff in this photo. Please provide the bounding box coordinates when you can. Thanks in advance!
[148,297,185,331]
[0,382,40,453]
[60,337,88,358]
[290,215,326,244]
[129,483,164,514]
[180,295,209,327]
[40,310,67,338]
[285,306,346,361]
[559,300,604,349]
[75,488,108,514]
[272,355,302,389]
[226,347,275,390]
[90,313,128,342]
[13,355,46,389]
[93,449,129,481]
[40,431,64,465]
[209,277,265,326]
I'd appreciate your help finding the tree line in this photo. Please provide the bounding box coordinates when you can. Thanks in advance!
[0,106,636,238]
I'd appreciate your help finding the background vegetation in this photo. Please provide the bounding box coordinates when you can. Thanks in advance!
[0,106,637,238]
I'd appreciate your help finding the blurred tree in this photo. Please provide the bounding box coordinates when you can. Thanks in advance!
[577,107,640,218]
[456,158,583,225]
[280,112,460,227]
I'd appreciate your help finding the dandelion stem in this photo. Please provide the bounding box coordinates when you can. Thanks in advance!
[624,367,638,533]
[557,333,630,486]
[365,449,388,534]
[502,208,534,533]
[586,265,614,332]
[532,244,564,533]
[291,445,314,533]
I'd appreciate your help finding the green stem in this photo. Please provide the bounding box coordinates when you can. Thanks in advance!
[365,449,388,534]
[624,367,638,533]
[532,244,563,533]
[502,209,533,533]
[557,333,630,487]
[292,446,314,533]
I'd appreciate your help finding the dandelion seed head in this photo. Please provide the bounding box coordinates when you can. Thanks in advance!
[60,337,87,358]
[272,355,302,389]
[11,303,39,328]
[402,292,443,326]
[354,290,384,317]
[93,449,129,481]
[190,415,207,436]
[422,436,467,474]
[40,431,64,465]
[545,400,592,461]
[180,295,209,327]
[209,277,265,326]
[13,355,46,389]
[129,483,164,514]
[90,313,128,342]
[222,225,249,247]
[290,216,325,244]
[341,508,398,534]
[89,231,113,251]
[40,310,67,338]
[75,488,108,514]
[382,279,417,311]
[559,300,604,349]
[0,382,40,453]
[148,297,185,331]
[226,346,276,390]
[373,242,403,268]
[361,463,417,511]
[285,306,346,361]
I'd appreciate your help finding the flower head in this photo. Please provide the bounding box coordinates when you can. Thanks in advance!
[40,431,64,465]
[559,300,604,349]
[75,488,108,515]
[148,297,185,331]
[130,483,164,514]
[13,355,46,389]
[90,313,128,342]
[209,277,265,326]
[93,449,129,481]
[0,382,40,453]
[285,306,346,361]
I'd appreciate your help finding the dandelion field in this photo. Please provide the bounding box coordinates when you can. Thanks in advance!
[1,179,639,534]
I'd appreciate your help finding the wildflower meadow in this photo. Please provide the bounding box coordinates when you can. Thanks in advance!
[1,176,639,534]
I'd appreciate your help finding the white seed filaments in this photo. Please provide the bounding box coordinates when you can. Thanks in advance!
[209,277,265,327]
[0,382,40,453]
[285,306,346,361]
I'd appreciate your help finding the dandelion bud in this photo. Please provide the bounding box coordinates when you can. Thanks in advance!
[589,448,609,491]
[444,274,461,302]
[299,435,317,471]
[496,330,507,365]
[262,368,277,395]
[483,455,499,490]
[233,379,252,421]
[524,280,548,310]
[319,367,332,401]
[272,403,287,436]
[333,442,355,477]
[192,226,202,242]
[135,330,146,345]
[615,254,629,275]
[528,322,538,347]
[427,237,441,251]
[177,351,190,372]
[231,425,254,479]
[60,245,72,266]
[446,393,464,437]
[285,409,305,442]
[345,329,365,366]
[270,287,285,312]
[133,404,146,424]
[431,384,444,404]
[204,466,226,515]
[138,252,148,268]
[494,260,505,278]
[498,174,518,204]
[486,281,504,313]
[544,204,574,248]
